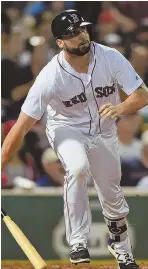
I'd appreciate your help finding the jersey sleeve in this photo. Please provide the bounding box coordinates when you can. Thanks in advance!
[21,67,53,120]
[112,49,143,95]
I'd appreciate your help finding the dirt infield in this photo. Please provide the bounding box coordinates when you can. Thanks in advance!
[2,261,148,269]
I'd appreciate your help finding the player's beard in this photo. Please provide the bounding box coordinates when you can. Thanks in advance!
[64,41,91,56]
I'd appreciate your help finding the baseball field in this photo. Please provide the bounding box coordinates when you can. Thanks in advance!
[2,260,148,269]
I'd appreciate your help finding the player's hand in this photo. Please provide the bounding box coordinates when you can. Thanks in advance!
[99,103,121,119]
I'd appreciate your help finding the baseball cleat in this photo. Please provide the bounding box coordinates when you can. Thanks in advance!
[70,243,90,264]
[108,238,139,269]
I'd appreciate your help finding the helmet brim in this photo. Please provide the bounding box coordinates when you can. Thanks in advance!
[80,22,92,27]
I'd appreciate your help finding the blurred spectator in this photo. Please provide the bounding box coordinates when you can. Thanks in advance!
[136,18,148,49]
[97,8,118,43]
[1,120,16,144]
[1,1,26,26]
[137,176,148,188]
[1,12,34,121]
[1,172,9,189]
[114,2,148,24]
[121,130,148,186]
[30,14,56,74]
[109,5,137,33]
[130,45,148,83]
[96,1,137,44]
[35,15,53,44]
[22,129,44,176]
[30,38,50,77]
[49,1,65,15]
[103,33,125,55]
[117,114,142,160]
[75,1,101,25]
[139,106,148,132]
[36,148,65,187]
[24,1,46,17]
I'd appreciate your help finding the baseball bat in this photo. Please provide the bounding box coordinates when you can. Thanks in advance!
[1,208,47,269]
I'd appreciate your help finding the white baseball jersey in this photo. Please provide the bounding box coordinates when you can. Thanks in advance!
[22,42,143,135]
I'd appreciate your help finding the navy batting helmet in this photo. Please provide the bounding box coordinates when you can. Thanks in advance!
[51,9,92,39]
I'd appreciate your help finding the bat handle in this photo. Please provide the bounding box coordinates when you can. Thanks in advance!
[1,208,7,219]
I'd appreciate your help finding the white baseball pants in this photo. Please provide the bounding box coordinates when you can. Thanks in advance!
[46,125,129,246]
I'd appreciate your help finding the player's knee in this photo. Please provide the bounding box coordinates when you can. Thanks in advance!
[68,158,89,178]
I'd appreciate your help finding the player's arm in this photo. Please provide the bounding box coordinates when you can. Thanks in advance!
[99,49,148,119]
[1,112,37,170]
[99,83,148,119]
[117,83,148,115]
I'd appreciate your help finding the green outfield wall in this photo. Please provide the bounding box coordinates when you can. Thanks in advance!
[1,188,148,260]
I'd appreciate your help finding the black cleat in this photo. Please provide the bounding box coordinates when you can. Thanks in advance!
[70,243,90,264]
[108,238,139,269]
[119,261,140,269]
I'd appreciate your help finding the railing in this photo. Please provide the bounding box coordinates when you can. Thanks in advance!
[2,186,148,196]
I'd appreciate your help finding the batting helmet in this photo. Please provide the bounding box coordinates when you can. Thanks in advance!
[51,9,92,39]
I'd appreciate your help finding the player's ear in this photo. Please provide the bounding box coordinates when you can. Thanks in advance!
[56,39,64,49]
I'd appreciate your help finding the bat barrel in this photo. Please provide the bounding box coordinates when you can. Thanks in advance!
[2,208,47,269]
[1,208,7,219]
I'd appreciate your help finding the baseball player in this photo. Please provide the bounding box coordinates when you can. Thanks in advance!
[2,10,148,269]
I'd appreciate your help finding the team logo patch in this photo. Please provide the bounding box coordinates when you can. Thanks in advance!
[70,14,79,23]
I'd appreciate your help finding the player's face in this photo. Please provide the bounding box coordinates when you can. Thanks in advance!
[57,27,91,56]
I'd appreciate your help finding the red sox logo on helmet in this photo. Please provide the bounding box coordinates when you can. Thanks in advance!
[70,14,79,23]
